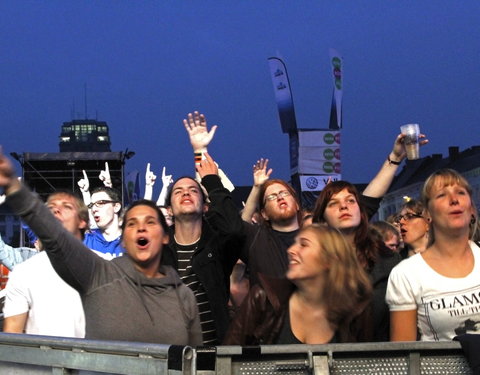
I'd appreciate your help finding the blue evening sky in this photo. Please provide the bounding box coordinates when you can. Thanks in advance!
[1,1,479,193]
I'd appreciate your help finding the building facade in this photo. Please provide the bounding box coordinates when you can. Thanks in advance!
[378,146,480,221]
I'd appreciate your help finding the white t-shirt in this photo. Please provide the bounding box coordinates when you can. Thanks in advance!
[3,251,85,338]
[386,241,480,341]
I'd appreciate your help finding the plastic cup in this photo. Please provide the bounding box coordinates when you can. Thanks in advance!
[400,123,420,160]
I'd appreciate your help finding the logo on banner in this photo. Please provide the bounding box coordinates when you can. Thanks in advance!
[323,133,335,145]
[323,162,334,173]
[277,82,286,90]
[334,149,341,159]
[335,133,341,144]
[323,148,335,160]
[274,69,284,77]
[332,57,342,90]
[306,177,319,189]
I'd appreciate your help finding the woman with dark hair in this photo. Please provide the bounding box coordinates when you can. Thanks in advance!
[312,181,401,341]
[224,224,372,345]
[387,169,480,341]
[394,199,429,258]
[0,150,202,346]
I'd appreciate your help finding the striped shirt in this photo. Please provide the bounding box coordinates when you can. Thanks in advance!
[175,241,217,345]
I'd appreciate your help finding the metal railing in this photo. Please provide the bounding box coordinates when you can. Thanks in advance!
[0,333,472,375]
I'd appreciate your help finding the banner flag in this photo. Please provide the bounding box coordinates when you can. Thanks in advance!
[328,48,343,129]
[268,57,298,134]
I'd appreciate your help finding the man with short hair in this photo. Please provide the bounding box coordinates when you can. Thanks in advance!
[3,190,87,337]
[84,186,124,259]
[162,163,242,345]
[161,112,243,344]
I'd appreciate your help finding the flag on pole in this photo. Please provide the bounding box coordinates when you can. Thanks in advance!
[328,48,343,129]
[124,170,140,205]
[268,57,298,134]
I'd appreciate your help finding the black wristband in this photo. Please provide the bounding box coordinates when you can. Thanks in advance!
[387,155,401,165]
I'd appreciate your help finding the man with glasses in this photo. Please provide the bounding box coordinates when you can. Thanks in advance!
[240,178,302,286]
[84,186,124,259]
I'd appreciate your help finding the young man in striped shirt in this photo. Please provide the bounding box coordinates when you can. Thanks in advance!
[161,154,243,345]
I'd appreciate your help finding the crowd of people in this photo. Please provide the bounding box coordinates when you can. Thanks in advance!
[0,110,479,348]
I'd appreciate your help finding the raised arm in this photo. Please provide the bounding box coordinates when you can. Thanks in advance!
[99,162,112,188]
[156,166,173,206]
[183,111,217,156]
[241,158,272,223]
[182,111,234,191]
[0,233,38,271]
[77,169,91,206]
[143,163,156,201]
[362,133,428,198]
[196,153,243,239]
[0,149,99,292]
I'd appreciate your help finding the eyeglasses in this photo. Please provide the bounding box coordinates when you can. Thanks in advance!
[265,190,291,202]
[394,212,423,224]
[87,200,117,209]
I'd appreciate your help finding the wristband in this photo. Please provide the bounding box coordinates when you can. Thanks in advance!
[387,155,401,165]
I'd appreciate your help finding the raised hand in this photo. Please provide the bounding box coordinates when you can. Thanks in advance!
[161,167,173,188]
[77,170,90,193]
[183,111,218,152]
[156,167,174,206]
[391,133,429,162]
[99,162,112,188]
[196,152,218,179]
[145,163,157,187]
[0,148,20,194]
[253,158,272,187]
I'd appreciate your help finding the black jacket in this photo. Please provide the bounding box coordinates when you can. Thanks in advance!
[161,174,243,343]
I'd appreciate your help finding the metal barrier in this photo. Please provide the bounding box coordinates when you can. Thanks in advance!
[0,333,193,374]
[212,341,472,375]
[0,333,473,374]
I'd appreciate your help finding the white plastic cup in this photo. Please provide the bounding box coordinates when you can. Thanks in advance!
[400,123,420,160]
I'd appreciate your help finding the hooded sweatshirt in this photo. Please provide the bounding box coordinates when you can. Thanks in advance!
[6,185,202,346]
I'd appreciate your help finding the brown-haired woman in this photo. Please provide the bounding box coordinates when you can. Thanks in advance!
[312,181,401,341]
[394,199,429,258]
[387,169,480,341]
[224,224,372,345]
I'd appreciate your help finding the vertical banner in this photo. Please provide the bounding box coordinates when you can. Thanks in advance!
[268,57,298,134]
[328,48,343,129]
[124,170,140,205]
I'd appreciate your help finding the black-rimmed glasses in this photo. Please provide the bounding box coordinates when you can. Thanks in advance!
[87,200,117,209]
[394,212,423,224]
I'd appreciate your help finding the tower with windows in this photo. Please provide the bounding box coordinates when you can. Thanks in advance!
[59,119,111,152]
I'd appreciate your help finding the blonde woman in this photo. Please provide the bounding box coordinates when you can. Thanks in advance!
[387,169,480,341]
[224,224,372,345]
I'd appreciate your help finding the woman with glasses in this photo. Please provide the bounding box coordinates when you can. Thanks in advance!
[387,169,480,341]
[224,224,372,345]
[394,199,429,258]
